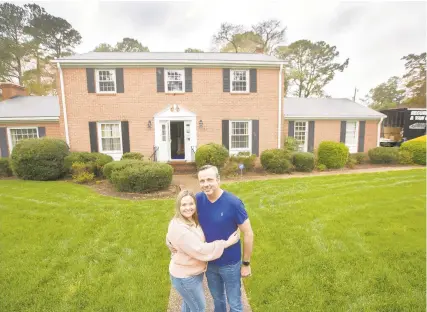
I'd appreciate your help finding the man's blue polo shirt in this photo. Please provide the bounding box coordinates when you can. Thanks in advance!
[196,191,248,266]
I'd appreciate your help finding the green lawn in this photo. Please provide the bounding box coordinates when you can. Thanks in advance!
[0,169,425,311]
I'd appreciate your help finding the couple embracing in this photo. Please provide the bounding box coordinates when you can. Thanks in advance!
[166,165,254,312]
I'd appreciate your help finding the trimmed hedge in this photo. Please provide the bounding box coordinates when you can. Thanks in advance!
[0,158,12,177]
[111,162,173,192]
[220,160,240,177]
[195,143,229,169]
[103,159,148,181]
[368,147,399,164]
[10,138,69,181]
[292,152,315,172]
[121,152,144,161]
[398,150,414,165]
[64,152,113,177]
[350,152,367,164]
[400,141,426,165]
[317,141,349,169]
[260,149,292,173]
[71,162,95,184]
[229,152,256,171]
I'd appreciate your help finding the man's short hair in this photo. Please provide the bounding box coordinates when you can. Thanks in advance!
[198,165,220,179]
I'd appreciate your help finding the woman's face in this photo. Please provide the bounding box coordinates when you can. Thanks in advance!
[180,195,196,220]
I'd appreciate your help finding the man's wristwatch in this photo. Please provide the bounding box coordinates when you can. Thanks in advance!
[242,260,250,266]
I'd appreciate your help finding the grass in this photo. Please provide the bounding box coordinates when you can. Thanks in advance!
[0,169,425,311]
[223,169,426,311]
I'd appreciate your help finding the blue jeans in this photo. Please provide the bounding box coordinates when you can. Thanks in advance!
[206,261,242,312]
[170,273,206,312]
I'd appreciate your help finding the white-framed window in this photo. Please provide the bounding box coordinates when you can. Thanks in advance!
[95,69,116,93]
[230,69,249,93]
[229,120,252,153]
[97,122,122,153]
[345,121,359,153]
[7,127,39,151]
[165,69,185,93]
[294,121,308,152]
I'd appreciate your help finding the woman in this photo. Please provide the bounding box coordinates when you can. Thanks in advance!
[166,190,240,312]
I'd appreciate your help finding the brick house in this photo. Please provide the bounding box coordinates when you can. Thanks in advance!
[52,52,285,161]
[283,98,386,153]
[0,83,61,157]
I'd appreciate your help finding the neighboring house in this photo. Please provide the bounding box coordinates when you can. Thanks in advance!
[283,98,386,153]
[53,52,285,161]
[0,83,61,157]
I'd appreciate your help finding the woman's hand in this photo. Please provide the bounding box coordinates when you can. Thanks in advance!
[225,230,240,248]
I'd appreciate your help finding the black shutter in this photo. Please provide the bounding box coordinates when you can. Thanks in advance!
[250,69,257,93]
[358,121,366,152]
[252,120,259,156]
[116,68,124,93]
[185,68,192,92]
[288,121,295,137]
[0,127,9,157]
[88,122,98,152]
[223,69,230,92]
[121,121,130,153]
[222,120,229,150]
[340,121,347,143]
[86,68,95,93]
[156,68,165,92]
[38,127,46,137]
[308,121,315,152]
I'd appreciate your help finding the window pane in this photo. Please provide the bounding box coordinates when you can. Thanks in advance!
[166,70,184,92]
[100,124,121,151]
[98,70,115,92]
[294,122,307,151]
[346,122,357,145]
[167,81,183,92]
[231,121,249,149]
[10,128,38,148]
[231,70,248,92]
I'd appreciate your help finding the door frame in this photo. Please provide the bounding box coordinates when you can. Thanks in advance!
[345,120,359,153]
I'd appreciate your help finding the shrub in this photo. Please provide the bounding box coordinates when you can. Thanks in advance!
[317,141,349,169]
[220,160,240,177]
[0,158,12,177]
[111,162,173,193]
[229,152,256,171]
[10,138,69,181]
[398,150,414,165]
[121,152,144,161]
[350,153,367,164]
[316,164,327,171]
[292,152,315,172]
[346,157,358,169]
[71,162,95,183]
[260,149,292,174]
[103,159,147,181]
[368,147,399,164]
[195,143,229,169]
[283,136,299,152]
[409,135,426,142]
[64,152,113,177]
[400,141,426,165]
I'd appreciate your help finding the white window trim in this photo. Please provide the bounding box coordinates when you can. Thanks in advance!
[7,127,39,152]
[165,69,185,93]
[345,120,359,153]
[229,120,252,154]
[95,69,116,94]
[230,69,250,93]
[97,121,123,154]
[294,121,309,152]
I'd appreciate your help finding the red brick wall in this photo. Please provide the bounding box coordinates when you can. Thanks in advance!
[57,67,283,157]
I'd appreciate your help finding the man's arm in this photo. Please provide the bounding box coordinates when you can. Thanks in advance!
[238,218,254,277]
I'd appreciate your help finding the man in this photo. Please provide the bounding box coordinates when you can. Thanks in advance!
[169,164,254,312]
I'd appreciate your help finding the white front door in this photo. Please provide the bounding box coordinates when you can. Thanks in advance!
[158,120,170,161]
[345,121,359,153]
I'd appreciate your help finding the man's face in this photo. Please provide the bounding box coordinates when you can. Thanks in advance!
[198,168,220,196]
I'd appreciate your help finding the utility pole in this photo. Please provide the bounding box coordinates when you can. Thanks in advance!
[353,87,358,102]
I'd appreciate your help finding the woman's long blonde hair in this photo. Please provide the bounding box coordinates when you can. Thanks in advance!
[174,190,199,226]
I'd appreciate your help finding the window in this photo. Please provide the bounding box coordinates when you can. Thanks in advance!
[231,70,249,93]
[165,69,185,93]
[96,69,116,93]
[98,122,122,152]
[230,121,252,152]
[345,121,358,153]
[294,121,308,152]
[8,128,38,150]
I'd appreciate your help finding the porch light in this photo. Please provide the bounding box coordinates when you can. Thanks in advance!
[199,120,203,128]
[147,120,152,128]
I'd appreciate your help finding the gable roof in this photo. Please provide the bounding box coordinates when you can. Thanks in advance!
[52,52,283,67]
[0,96,59,121]
[283,98,386,120]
